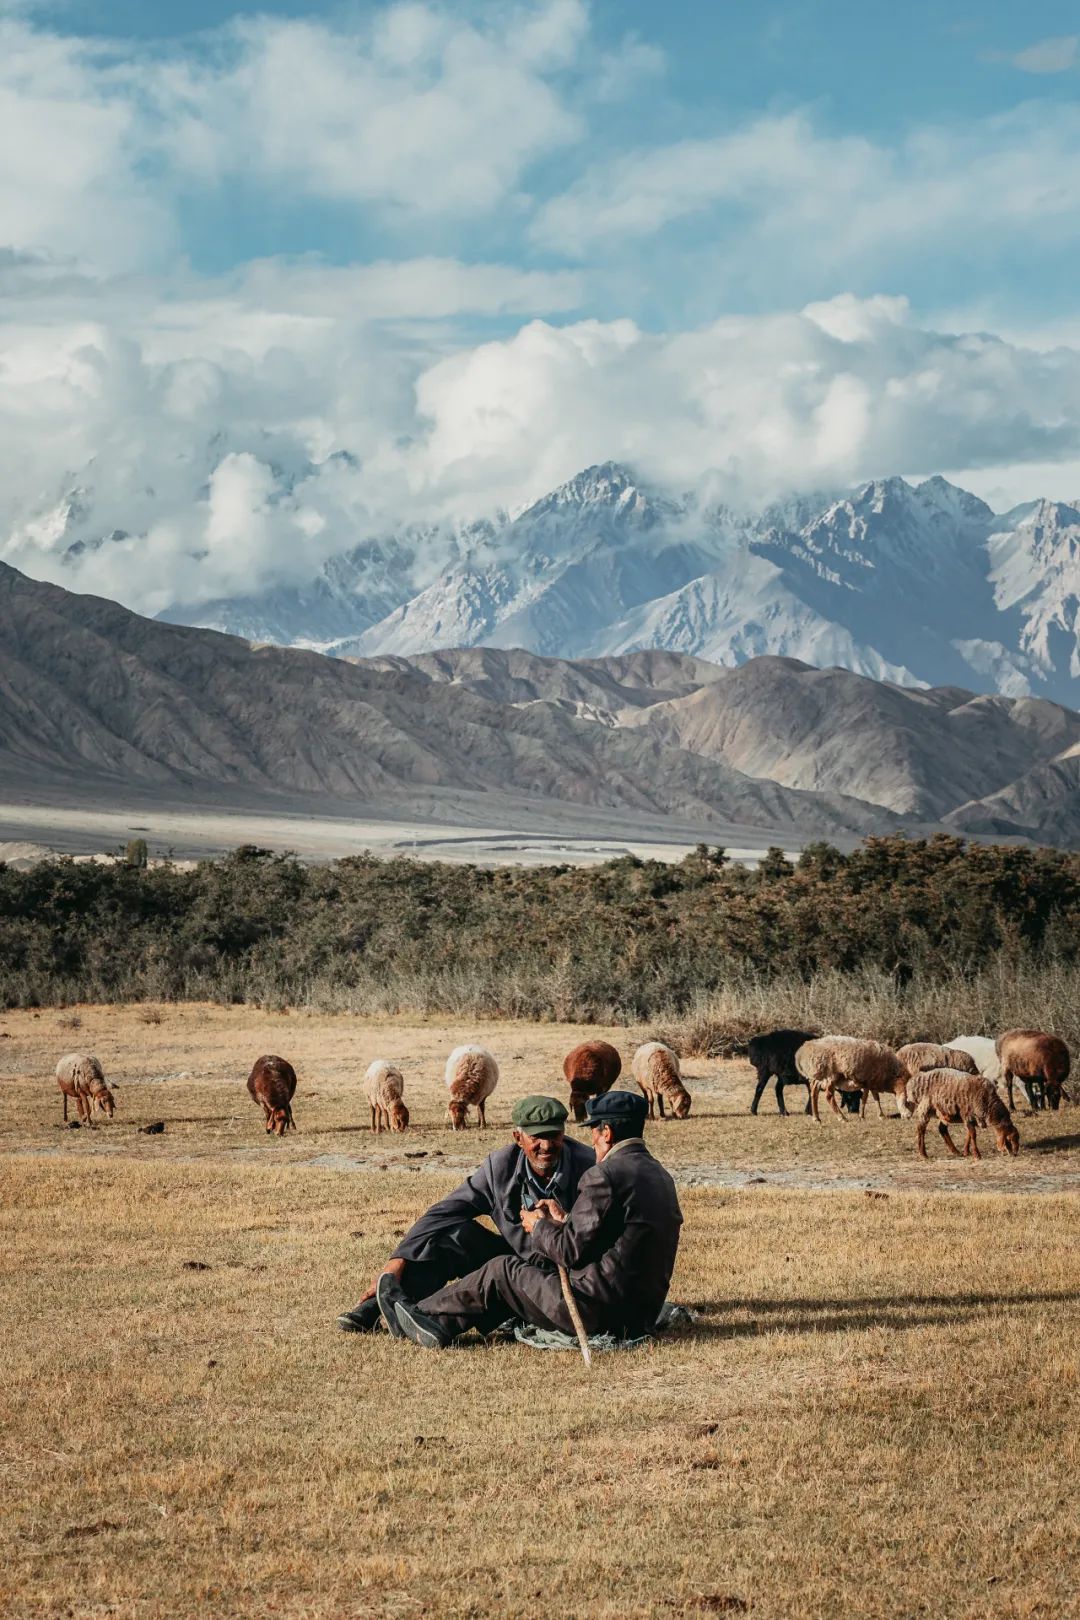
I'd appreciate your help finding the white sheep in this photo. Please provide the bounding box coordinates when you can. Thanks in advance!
[631,1041,692,1119]
[364,1060,409,1134]
[444,1044,498,1130]
[56,1052,116,1124]
[947,1036,1003,1084]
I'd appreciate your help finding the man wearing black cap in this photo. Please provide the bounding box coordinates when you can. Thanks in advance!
[377,1088,683,1349]
[337,1094,594,1333]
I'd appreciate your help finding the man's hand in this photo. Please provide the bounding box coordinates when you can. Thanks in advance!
[357,1256,406,1304]
[520,1205,546,1234]
[535,1197,568,1225]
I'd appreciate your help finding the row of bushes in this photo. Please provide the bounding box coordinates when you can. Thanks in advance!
[2,835,1078,1042]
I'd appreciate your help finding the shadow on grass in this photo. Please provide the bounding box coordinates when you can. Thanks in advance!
[1027,1134,1080,1153]
[690,1288,1080,1339]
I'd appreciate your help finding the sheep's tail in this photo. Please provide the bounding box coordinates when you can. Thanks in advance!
[558,1266,592,1369]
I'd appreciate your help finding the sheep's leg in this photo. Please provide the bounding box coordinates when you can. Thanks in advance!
[801,1080,812,1115]
[1005,1071,1016,1111]
[370,1103,377,1134]
[916,1119,929,1158]
[62,1091,68,1123]
[478,1099,487,1129]
[750,1069,769,1115]
[937,1120,962,1158]
[873,1089,885,1119]
[810,1082,822,1124]
[657,1091,666,1120]
[859,1088,868,1119]
[964,1123,981,1160]
[825,1083,846,1120]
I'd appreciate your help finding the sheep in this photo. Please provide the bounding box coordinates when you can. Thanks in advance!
[896,1042,979,1080]
[996,1030,1072,1112]
[562,1040,622,1123]
[795,1036,908,1122]
[365,1059,409,1134]
[747,1028,818,1116]
[906,1069,1020,1160]
[445,1044,498,1130]
[631,1041,692,1120]
[946,1036,1003,1085]
[247,1054,297,1136]
[55,1052,116,1126]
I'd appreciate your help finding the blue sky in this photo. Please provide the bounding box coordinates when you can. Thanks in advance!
[5,0,1080,609]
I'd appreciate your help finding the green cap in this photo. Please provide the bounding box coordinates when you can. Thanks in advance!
[511,1094,569,1136]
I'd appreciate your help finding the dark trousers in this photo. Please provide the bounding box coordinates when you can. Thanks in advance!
[418,1252,595,1339]
[399,1219,514,1299]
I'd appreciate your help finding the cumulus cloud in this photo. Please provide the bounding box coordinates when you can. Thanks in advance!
[8,290,1080,616]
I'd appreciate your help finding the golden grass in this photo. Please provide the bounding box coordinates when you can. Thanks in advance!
[2,1006,1079,1616]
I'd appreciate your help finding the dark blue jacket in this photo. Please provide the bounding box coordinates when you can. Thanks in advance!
[391,1137,596,1263]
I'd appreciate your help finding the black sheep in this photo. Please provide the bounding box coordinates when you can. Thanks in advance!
[747,1028,818,1116]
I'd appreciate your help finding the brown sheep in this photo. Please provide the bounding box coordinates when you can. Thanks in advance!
[896,1042,979,1080]
[631,1041,691,1119]
[247,1054,297,1136]
[562,1040,622,1123]
[996,1029,1071,1112]
[445,1044,498,1130]
[365,1059,409,1133]
[55,1052,116,1125]
[795,1036,907,1121]
[906,1069,1020,1160]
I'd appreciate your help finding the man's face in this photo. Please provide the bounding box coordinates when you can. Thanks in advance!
[513,1128,564,1176]
[591,1124,614,1163]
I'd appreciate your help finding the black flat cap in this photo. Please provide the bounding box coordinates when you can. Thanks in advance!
[584,1090,648,1128]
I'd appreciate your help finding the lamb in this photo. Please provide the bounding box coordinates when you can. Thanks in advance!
[562,1040,622,1123]
[55,1052,116,1125]
[364,1060,409,1134]
[445,1044,498,1130]
[747,1028,817,1115]
[906,1069,1020,1160]
[996,1029,1072,1112]
[247,1054,297,1136]
[794,1036,908,1121]
[896,1042,979,1080]
[631,1041,692,1120]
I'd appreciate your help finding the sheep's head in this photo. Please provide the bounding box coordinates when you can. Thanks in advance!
[390,1100,410,1132]
[996,1120,1021,1156]
[447,1099,468,1131]
[93,1086,115,1118]
[672,1089,692,1119]
[267,1107,291,1136]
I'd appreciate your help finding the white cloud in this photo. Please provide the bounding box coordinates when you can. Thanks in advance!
[1007,35,1078,74]
[145,3,587,220]
[531,103,1080,281]
[8,290,1080,617]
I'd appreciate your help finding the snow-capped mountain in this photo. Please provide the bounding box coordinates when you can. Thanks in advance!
[146,464,1080,705]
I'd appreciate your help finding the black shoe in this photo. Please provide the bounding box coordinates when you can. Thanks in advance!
[336,1298,382,1334]
[394,1297,452,1351]
[375,1272,409,1340]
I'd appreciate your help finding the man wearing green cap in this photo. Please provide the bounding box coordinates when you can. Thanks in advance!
[337,1094,594,1333]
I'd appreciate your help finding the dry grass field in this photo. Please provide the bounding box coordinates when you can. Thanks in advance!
[3,1005,1080,1617]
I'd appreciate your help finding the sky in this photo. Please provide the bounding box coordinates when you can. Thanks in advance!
[6,0,1080,612]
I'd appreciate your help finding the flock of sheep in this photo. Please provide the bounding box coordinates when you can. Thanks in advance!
[54,1026,1069,1162]
[749,1028,1072,1158]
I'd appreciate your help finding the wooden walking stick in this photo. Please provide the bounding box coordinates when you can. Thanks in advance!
[558,1264,592,1368]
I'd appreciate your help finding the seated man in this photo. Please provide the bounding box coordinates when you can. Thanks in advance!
[376,1089,683,1349]
[337,1094,595,1332]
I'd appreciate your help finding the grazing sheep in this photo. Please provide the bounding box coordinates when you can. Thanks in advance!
[445,1044,498,1130]
[795,1036,907,1121]
[906,1069,1020,1160]
[946,1036,1003,1085]
[247,1054,297,1137]
[747,1028,817,1116]
[55,1052,116,1125]
[996,1030,1071,1112]
[896,1042,979,1080]
[631,1041,692,1120]
[562,1040,622,1122]
[364,1060,409,1134]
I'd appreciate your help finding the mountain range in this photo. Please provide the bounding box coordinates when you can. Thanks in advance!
[5,560,1080,849]
[155,463,1080,709]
